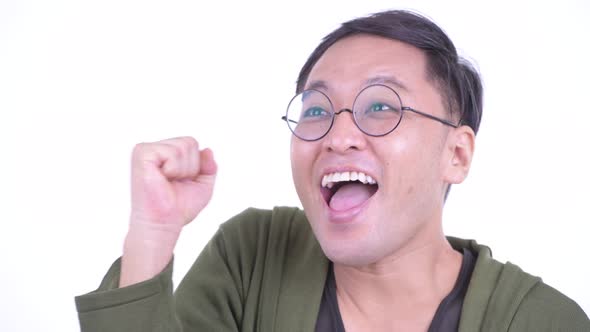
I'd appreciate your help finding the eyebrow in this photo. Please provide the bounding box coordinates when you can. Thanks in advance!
[304,75,409,92]
[364,75,409,92]
[306,80,329,91]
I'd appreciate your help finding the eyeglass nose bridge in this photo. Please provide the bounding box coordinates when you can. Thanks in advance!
[327,107,367,138]
[331,108,357,131]
[334,108,353,116]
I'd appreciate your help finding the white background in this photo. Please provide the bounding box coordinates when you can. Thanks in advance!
[1,0,589,331]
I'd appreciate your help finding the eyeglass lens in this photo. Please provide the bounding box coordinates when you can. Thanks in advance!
[285,85,403,141]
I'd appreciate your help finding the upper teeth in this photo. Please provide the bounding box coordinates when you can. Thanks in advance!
[322,171,376,188]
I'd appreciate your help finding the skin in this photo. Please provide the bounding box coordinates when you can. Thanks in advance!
[290,34,475,331]
[120,137,217,287]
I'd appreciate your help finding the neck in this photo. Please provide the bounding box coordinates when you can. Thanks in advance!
[333,225,463,331]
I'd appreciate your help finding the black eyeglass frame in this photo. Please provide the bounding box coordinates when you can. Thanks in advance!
[281,84,458,142]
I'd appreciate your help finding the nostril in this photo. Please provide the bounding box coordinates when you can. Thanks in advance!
[325,142,361,153]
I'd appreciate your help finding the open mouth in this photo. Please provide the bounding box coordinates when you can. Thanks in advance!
[320,171,379,211]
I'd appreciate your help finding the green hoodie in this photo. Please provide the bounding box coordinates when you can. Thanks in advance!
[76,207,589,331]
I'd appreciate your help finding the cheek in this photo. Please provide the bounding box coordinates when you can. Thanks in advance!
[290,139,314,191]
[379,134,438,198]
[379,135,412,179]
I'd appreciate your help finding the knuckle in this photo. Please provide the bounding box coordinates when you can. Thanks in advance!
[183,136,198,145]
[182,136,199,150]
[132,142,148,157]
[133,142,145,151]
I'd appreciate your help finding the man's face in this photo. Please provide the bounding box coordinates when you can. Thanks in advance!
[291,34,456,266]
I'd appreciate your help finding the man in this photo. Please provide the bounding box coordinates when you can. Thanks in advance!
[76,10,589,331]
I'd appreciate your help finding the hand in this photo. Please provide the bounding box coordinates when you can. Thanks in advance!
[130,136,217,229]
[120,136,217,287]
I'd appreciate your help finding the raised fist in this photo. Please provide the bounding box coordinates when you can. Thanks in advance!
[130,136,217,229]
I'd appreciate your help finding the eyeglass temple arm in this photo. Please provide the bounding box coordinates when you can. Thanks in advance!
[281,116,298,125]
[402,107,458,128]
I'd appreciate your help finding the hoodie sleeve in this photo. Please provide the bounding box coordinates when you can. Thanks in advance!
[74,226,245,332]
[75,257,181,332]
[74,209,268,332]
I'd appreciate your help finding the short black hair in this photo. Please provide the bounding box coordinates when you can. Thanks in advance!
[296,10,483,134]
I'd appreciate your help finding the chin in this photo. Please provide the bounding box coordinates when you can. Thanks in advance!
[307,210,415,268]
[310,222,385,267]
[321,242,383,267]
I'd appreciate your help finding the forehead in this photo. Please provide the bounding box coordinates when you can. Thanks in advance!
[305,34,429,93]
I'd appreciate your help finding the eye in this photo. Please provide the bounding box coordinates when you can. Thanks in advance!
[303,106,329,118]
[367,102,394,113]
[362,102,401,118]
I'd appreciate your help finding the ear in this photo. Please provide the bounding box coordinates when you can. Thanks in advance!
[442,125,475,184]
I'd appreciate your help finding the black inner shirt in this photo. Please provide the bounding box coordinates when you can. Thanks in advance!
[314,248,476,332]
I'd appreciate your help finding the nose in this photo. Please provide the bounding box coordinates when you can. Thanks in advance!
[323,108,367,153]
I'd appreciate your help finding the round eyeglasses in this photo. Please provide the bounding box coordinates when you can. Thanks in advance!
[282,84,458,141]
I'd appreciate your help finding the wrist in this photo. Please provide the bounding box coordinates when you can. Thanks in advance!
[120,220,182,287]
[125,218,182,248]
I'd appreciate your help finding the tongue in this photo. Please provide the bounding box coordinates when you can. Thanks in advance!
[329,182,374,211]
